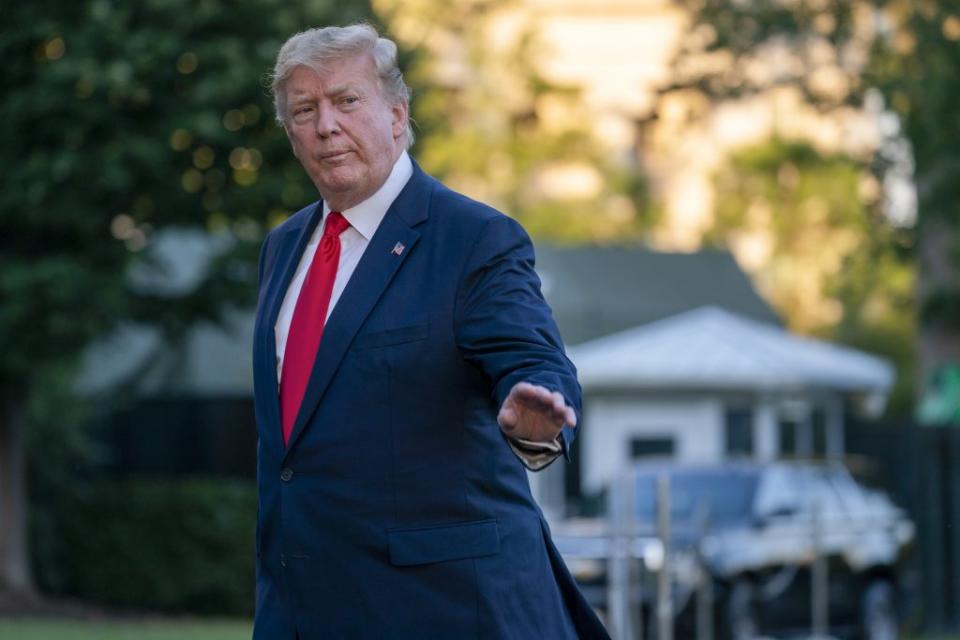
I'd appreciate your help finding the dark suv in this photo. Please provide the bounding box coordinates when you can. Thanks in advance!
[553,461,914,640]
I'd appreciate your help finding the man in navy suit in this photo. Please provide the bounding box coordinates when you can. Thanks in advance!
[252,24,609,639]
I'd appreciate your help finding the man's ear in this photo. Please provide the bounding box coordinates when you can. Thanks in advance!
[391,101,408,140]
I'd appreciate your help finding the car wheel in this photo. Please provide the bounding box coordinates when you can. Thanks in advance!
[862,579,898,640]
[727,579,758,640]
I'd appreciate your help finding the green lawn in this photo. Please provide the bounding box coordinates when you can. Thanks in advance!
[0,618,251,640]
[0,619,955,640]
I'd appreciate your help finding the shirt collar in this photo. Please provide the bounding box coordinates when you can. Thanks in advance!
[321,151,413,241]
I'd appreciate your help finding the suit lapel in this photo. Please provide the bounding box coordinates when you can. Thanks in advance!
[253,203,324,451]
[283,168,432,457]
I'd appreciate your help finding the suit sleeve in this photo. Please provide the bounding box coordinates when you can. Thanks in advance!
[454,214,580,469]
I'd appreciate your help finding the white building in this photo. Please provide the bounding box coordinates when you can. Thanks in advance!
[530,304,894,520]
[527,245,894,521]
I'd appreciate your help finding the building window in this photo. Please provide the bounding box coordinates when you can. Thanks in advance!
[812,408,827,455]
[630,437,675,459]
[779,419,798,457]
[725,408,754,457]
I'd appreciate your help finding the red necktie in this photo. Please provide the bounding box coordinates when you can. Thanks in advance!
[279,211,351,445]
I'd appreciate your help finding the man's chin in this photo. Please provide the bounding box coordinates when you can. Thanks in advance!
[314,176,370,208]
[314,168,360,191]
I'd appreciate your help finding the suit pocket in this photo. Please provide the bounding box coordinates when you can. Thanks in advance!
[387,519,500,567]
[354,321,429,350]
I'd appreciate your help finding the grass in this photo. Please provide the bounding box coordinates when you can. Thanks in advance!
[0,619,955,640]
[0,618,251,640]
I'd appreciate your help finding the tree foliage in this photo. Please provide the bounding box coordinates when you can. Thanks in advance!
[0,0,378,594]
[381,0,659,243]
[1,0,375,389]
[865,1,960,394]
[656,0,946,411]
[711,138,915,412]
[665,0,865,107]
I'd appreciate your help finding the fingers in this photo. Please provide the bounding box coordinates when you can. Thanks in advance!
[549,391,578,428]
[505,382,577,428]
[563,404,577,428]
[511,383,556,409]
[510,381,542,402]
[546,390,577,427]
[498,406,518,431]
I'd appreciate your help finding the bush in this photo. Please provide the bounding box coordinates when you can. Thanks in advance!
[33,477,257,615]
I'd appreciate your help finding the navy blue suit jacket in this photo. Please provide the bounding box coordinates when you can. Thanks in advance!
[252,162,609,639]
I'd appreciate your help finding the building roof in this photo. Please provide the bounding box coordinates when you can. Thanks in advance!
[535,245,780,345]
[569,306,894,394]
[80,237,857,398]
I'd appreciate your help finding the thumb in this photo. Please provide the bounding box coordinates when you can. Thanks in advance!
[498,406,518,431]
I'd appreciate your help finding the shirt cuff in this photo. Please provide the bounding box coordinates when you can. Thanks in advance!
[507,435,564,471]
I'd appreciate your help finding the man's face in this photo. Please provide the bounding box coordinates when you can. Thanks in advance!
[282,54,407,211]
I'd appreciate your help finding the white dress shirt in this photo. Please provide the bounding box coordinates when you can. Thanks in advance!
[273,151,561,469]
[275,152,414,381]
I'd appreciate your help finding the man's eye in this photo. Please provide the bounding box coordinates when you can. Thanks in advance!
[341,96,359,105]
[293,105,313,121]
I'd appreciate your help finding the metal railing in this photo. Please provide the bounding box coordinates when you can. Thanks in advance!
[573,472,911,640]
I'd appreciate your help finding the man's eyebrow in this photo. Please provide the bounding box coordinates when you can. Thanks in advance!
[325,83,362,97]
[288,94,312,104]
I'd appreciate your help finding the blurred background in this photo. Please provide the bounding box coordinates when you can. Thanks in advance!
[1,0,959,638]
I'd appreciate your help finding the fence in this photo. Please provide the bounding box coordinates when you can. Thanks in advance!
[846,420,960,633]
[557,462,915,640]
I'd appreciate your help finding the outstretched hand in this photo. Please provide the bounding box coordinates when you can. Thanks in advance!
[497,381,577,443]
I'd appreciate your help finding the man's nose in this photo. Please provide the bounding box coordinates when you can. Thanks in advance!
[315,104,340,138]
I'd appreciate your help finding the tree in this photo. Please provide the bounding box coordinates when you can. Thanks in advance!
[654,0,948,412]
[377,0,659,243]
[0,0,377,597]
[867,1,960,411]
[710,138,915,413]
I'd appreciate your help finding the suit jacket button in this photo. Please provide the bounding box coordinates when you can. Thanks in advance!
[280,468,293,482]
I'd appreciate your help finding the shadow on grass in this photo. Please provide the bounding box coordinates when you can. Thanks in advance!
[0,618,251,640]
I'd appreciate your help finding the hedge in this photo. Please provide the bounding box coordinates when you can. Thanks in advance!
[32,477,257,615]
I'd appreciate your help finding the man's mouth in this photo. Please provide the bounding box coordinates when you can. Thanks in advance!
[320,150,352,161]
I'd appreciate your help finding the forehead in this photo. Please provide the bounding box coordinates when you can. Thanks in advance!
[284,54,378,97]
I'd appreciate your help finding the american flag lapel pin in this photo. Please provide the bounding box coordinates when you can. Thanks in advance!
[391,242,405,256]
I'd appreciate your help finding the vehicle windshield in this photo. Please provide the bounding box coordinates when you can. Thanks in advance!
[631,469,759,529]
